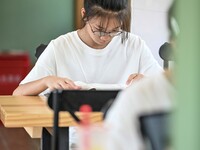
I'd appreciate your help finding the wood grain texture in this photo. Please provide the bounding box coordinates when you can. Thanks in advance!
[1,105,102,127]
[0,96,103,138]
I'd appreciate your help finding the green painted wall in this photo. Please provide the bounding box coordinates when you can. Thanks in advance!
[0,0,74,63]
[174,0,200,149]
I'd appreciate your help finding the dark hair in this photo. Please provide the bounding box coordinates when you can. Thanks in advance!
[82,0,131,43]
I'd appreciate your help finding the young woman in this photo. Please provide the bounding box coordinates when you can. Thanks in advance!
[13,0,162,96]
[13,1,163,149]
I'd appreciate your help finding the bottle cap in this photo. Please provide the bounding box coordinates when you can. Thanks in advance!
[80,104,92,125]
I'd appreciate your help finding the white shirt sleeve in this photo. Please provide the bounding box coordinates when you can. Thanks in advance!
[138,39,163,75]
[20,41,56,84]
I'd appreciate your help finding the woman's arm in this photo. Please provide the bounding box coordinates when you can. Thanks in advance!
[13,77,47,96]
[13,76,81,96]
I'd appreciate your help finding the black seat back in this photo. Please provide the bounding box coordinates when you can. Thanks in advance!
[159,42,174,69]
[35,44,47,59]
[139,112,171,150]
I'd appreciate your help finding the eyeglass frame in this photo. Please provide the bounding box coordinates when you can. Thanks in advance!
[88,21,124,37]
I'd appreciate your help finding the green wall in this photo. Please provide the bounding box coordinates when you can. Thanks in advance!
[0,0,74,63]
[174,0,200,149]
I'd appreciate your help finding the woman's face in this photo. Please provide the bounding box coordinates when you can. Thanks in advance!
[86,17,122,48]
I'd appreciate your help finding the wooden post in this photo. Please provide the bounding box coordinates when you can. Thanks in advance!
[75,0,84,30]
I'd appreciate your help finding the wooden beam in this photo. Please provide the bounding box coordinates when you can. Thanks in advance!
[75,0,84,29]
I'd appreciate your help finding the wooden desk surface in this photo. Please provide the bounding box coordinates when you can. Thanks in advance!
[0,96,103,138]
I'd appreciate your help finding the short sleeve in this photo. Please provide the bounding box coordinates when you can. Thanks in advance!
[20,41,56,84]
[138,40,163,75]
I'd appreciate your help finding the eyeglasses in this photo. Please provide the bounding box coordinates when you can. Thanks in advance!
[88,22,123,37]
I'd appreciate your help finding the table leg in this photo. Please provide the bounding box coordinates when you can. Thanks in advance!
[41,127,69,150]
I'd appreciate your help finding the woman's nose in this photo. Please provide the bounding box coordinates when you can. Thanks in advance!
[100,35,111,41]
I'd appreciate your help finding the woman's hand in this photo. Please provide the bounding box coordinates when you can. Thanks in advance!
[44,76,81,91]
[126,73,144,85]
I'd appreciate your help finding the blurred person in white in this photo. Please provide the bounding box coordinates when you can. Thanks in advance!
[104,1,178,150]
[104,71,174,150]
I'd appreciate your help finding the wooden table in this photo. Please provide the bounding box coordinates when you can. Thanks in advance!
[0,96,103,138]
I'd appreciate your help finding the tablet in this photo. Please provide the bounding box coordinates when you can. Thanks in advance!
[48,90,120,112]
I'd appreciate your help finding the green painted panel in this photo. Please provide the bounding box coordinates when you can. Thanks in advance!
[0,0,74,63]
[173,0,200,150]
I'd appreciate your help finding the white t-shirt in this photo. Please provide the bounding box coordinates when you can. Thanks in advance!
[19,31,163,147]
[104,73,174,150]
[21,31,162,93]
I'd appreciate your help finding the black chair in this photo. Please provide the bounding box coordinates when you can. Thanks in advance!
[35,44,48,59]
[139,112,171,150]
[47,90,119,150]
[159,42,174,69]
[34,43,53,150]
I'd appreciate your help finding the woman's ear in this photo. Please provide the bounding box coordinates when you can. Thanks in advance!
[81,8,86,18]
